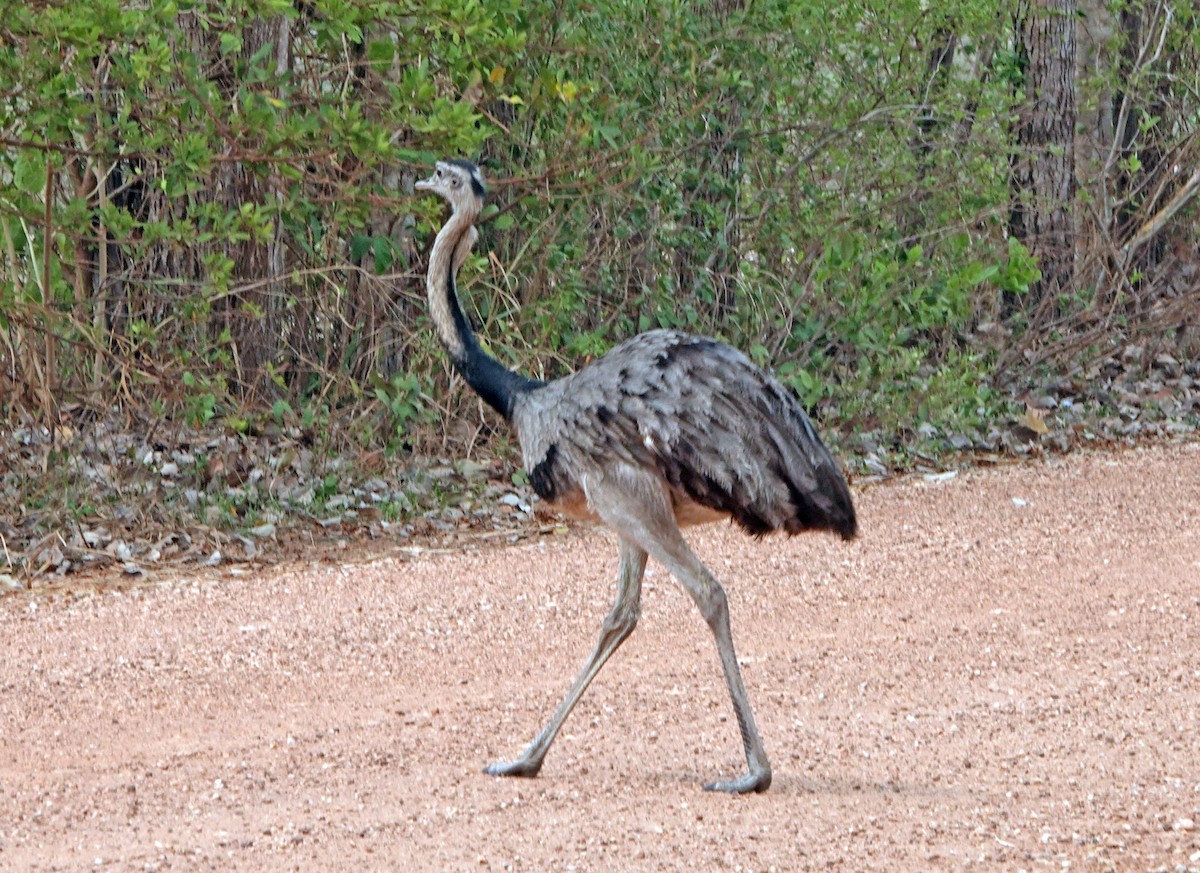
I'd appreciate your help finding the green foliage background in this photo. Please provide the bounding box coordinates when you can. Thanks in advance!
[1,0,1197,453]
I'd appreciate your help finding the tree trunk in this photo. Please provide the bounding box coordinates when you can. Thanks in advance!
[1008,0,1077,316]
[216,17,289,401]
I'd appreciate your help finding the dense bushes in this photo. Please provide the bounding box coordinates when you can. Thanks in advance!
[2,0,1197,453]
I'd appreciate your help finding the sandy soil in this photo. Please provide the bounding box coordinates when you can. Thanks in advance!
[2,443,1199,872]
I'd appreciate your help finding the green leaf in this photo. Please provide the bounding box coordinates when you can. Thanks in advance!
[367,39,395,66]
[271,399,294,423]
[13,154,44,194]
[372,236,394,273]
[349,234,372,264]
[967,263,999,287]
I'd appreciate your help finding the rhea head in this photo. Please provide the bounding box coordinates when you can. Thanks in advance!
[415,159,486,216]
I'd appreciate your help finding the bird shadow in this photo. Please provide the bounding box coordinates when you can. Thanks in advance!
[773,773,957,799]
[646,769,955,799]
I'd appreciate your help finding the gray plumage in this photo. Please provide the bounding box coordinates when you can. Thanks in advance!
[515,330,856,539]
[415,158,856,794]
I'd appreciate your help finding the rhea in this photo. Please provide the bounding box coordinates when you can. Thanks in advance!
[415,159,856,793]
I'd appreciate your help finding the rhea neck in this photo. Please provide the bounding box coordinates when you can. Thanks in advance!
[427,199,539,420]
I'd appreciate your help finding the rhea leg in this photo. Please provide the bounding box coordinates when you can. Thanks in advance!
[648,536,772,793]
[485,537,647,778]
[591,473,771,793]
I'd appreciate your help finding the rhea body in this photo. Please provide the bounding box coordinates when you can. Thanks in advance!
[415,159,856,793]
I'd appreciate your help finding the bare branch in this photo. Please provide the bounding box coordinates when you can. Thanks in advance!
[1121,165,1200,257]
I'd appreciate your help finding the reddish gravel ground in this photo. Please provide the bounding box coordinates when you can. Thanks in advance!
[2,443,1199,872]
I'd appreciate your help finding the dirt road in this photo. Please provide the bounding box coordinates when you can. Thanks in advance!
[2,444,1199,871]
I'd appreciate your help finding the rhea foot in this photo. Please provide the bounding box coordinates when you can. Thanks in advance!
[704,768,772,794]
[484,757,542,779]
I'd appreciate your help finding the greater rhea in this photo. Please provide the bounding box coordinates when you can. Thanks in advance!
[415,158,856,793]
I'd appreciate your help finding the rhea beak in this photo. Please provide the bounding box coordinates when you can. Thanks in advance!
[414,175,434,191]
